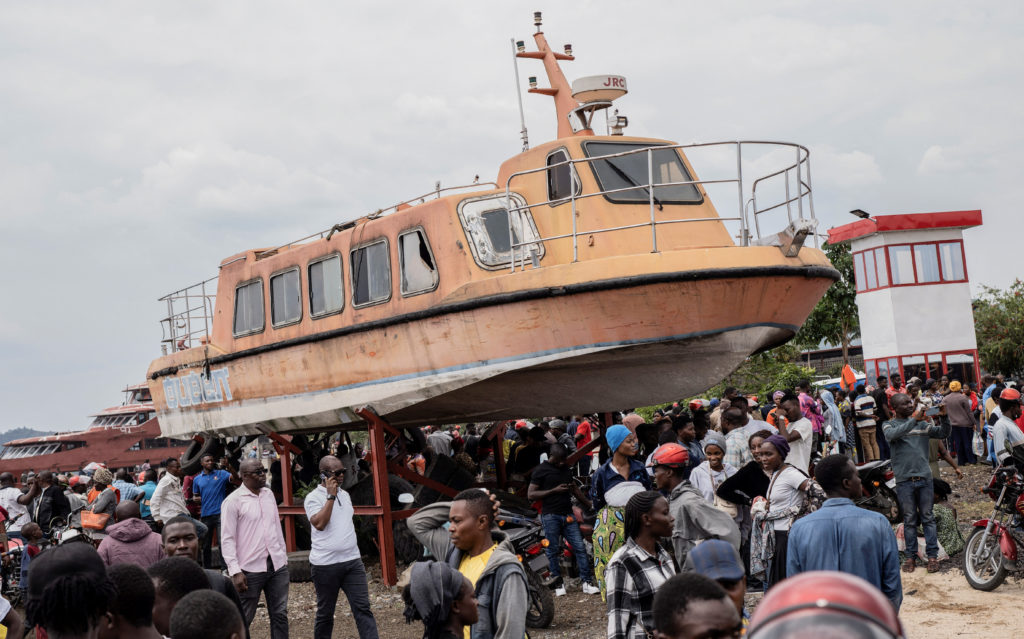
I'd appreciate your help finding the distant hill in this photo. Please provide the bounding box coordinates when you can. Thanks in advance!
[0,427,53,449]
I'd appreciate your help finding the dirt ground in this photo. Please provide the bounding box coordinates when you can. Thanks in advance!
[247,462,1021,639]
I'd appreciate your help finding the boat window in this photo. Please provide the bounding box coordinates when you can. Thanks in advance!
[308,254,344,318]
[546,149,580,203]
[456,193,543,269]
[583,141,702,204]
[399,229,439,296]
[270,268,302,327]
[351,239,391,307]
[233,279,265,337]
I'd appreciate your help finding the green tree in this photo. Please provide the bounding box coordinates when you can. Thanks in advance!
[703,345,817,401]
[794,241,860,366]
[974,279,1024,377]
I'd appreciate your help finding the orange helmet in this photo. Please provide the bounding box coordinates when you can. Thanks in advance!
[647,443,689,468]
[748,571,904,638]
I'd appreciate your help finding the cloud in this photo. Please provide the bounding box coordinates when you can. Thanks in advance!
[812,147,884,188]
[916,145,967,175]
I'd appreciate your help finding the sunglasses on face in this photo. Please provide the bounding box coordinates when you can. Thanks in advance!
[244,468,267,476]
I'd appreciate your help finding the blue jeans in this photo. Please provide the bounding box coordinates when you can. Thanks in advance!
[895,478,938,560]
[541,513,594,583]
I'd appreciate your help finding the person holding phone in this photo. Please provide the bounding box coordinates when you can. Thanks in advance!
[883,393,951,574]
[304,455,378,639]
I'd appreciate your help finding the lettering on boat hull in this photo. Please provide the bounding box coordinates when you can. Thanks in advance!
[163,368,233,409]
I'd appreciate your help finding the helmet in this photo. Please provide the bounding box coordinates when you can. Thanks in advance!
[748,571,904,638]
[647,443,689,468]
[1000,388,1023,403]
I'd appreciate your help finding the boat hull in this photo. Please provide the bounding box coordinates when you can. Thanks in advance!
[151,264,836,437]
[0,418,189,480]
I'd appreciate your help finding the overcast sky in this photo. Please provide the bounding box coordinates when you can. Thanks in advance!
[1,2,1020,432]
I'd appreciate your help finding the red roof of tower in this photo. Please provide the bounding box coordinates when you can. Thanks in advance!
[828,210,982,244]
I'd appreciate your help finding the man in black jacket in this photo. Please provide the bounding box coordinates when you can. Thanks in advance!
[32,471,70,536]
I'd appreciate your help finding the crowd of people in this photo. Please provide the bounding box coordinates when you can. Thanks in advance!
[2,370,1022,638]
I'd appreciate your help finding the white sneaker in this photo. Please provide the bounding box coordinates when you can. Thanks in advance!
[582,582,600,595]
[554,586,567,597]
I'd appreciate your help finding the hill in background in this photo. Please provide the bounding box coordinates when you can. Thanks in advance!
[0,427,54,449]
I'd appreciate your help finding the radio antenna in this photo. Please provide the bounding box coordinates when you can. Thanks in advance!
[510,38,529,151]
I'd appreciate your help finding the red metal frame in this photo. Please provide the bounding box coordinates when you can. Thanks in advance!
[864,349,981,387]
[268,413,609,586]
[853,239,967,293]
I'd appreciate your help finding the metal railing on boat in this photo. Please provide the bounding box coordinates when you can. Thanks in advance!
[502,140,817,271]
[158,277,217,353]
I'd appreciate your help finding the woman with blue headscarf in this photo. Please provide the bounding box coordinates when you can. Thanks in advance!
[820,389,847,455]
[590,423,652,599]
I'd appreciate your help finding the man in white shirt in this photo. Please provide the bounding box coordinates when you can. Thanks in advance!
[993,388,1024,463]
[150,458,208,539]
[304,456,378,639]
[777,393,813,473]
[0,473,33,540]
[730,396,778,436]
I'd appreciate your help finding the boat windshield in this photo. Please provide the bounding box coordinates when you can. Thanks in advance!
[582,141,702,205]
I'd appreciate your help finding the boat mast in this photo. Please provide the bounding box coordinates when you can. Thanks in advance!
[516,12,587,139]
[510,38,530,151]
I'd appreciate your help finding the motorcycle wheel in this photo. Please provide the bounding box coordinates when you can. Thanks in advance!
[524,568,555,629]
[963,527,1008,591]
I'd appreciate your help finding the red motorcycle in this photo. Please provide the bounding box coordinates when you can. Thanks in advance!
[964,449,1024,590]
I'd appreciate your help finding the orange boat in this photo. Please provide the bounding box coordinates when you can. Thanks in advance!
[147,15,837,440]
[0,384,190,478]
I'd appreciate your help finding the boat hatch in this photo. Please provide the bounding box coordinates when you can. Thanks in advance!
[456,192,544,270]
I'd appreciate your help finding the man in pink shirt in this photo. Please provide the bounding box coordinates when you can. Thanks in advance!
[220,459,289,638]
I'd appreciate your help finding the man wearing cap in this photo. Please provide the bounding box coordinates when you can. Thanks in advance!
[649,443,740,567]
[786,454,902,609]
[528,443,599,595]
[549,419,576,454]
[992,388,1024,464]
[684,539,749,631]
[943,381,977,465]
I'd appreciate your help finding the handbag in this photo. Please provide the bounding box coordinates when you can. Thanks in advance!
[973,431,985,457]
[81,510,110,530]
[711,474,739,518]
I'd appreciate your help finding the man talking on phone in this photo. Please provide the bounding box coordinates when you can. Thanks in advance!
[883,393,951,574]
[304,455,378,639]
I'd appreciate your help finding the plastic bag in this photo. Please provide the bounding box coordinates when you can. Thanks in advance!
[973,431,985,457]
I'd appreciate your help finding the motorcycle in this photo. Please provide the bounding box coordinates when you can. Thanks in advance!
[856,460,902,524]
[496,507,555,629]
[963,447,1024,591]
